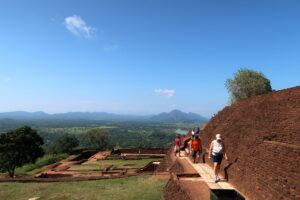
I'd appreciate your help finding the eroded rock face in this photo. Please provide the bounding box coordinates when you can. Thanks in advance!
[201,86,300,200]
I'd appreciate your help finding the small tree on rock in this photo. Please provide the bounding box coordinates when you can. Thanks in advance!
[225,68,273,104]
[0,126,44,178]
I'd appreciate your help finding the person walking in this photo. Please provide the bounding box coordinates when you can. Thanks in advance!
[189,135,202,163]
[174,134,181,157]
[208,134,228,183]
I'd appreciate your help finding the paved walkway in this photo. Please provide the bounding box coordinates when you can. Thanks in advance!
[178,151,235,190]
[175,150,249,200]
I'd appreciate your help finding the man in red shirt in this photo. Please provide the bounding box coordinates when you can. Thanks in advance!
[174,134,181,157]
[189,135,202,163]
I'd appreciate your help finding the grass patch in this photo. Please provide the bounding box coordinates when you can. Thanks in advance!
[15,154,69,176]
[69,163,107,170]
[69,159,160,170]
[99,159,161,168]
[0,175,167,200]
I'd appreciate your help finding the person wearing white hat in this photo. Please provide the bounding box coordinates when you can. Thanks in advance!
[208,134,228,183]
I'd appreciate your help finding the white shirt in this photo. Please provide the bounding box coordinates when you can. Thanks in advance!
[212,140,223,155]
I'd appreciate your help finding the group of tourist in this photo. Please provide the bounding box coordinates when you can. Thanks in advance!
[174,128,228,183]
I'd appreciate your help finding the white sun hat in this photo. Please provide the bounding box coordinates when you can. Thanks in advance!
[216,134,222,140]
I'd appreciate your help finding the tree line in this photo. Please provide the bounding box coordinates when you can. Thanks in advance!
[0,126,112,178]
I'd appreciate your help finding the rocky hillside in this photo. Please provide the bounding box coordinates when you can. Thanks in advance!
[202,86,300,200]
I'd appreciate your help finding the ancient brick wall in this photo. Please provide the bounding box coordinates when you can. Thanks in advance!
[201,86,300,200]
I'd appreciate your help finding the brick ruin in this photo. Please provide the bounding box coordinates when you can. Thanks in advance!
[0,148,167,182]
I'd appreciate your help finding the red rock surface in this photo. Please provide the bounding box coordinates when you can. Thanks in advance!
[201,86,300,200]
[163,174,192,200]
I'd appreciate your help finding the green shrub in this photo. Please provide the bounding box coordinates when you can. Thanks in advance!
[225,68,273,104]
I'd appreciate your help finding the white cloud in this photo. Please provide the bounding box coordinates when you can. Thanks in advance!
[154,89,175,98]
[103,44,119,52]
[64,15,95,38]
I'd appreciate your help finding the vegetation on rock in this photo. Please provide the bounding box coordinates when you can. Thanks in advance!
[225,68,272,104]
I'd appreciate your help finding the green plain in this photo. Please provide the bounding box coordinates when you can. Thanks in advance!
[0,175,167,200]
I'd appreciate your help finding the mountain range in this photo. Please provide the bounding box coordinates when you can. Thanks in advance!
[0,110,208,123]
[150,109,208,123]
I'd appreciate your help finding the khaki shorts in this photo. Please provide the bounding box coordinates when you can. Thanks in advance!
[174,146,180,152]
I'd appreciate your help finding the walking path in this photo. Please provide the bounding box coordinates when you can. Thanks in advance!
[174,150,249,200]
[177,150,248,199]
[180,155,234,190]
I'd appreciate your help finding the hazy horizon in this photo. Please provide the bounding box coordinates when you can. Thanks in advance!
[0,108,209,117]
[1,1,299,117]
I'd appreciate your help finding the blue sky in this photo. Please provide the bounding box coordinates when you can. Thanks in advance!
[0,0,299,117]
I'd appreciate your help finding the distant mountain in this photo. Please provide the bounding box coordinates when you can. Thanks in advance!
[0,111,49,119]
[51,112,143,120]
[150,109,208,123]
[0,110,208,123]
[0,111,141,120]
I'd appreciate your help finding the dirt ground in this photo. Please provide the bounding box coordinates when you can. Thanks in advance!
[88,151,111,162]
